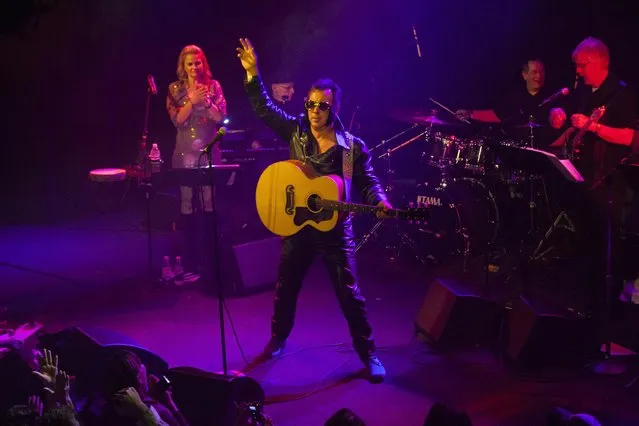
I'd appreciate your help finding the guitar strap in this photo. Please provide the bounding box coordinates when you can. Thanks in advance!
[342,132,354,202]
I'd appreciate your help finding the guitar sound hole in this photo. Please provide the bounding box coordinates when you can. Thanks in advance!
[307,194,322,213]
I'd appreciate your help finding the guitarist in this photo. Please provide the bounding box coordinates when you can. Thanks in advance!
[549,37,636,187]
[548,37,637,323]
[236,38,393,383]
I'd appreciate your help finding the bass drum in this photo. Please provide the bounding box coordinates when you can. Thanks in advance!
[409,176,500,259]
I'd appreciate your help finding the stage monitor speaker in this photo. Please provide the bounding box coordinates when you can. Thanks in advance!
[415,278,506,348]
[221,236,281,297]
[167,367,265,426]
[505,296,597,369]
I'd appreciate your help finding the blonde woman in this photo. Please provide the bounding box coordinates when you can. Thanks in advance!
[166,45,227,283]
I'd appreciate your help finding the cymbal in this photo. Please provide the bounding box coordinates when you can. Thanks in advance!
[511,122,545,129]
[389,109,459,126]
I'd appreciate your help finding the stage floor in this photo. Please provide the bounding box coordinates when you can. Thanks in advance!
[1,212,639,426]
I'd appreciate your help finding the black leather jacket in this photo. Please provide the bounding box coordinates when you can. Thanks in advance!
[245,76,387,207]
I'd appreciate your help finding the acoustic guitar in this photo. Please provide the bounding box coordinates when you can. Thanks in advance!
[255,160,430,237]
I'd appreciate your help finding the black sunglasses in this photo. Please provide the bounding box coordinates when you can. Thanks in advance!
[304,99,332,111]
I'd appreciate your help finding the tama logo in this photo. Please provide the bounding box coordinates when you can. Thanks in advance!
[416,195,442,207]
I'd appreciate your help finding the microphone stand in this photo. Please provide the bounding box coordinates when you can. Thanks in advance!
[590,172,627,375]
[126,81,155,284]
[199,143,228,376]
[139,88,152,168]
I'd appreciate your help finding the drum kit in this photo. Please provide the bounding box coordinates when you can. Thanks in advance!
[358,99,555,270]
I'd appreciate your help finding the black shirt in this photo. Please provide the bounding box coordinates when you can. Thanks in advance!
[303,131,342,177]
[493,85,559,148]
[565,73,636,185]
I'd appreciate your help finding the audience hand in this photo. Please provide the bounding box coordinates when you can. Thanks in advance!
[33,348,59,392]
[28,395,43,417]
[113,387,149,418]
[53,370,74,408]
[148,374,178,412]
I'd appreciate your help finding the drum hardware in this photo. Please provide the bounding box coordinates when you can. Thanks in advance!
[356,130,430,264]
[530,210,576,261]
[370,124,420,153]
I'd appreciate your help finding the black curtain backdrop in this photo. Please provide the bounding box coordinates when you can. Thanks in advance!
[0,0,636,223]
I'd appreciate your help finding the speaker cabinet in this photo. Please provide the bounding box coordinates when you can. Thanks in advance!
[505,296,597,369]
[220,237,281,297]
[167,367,265,426]
[415,278,506,348]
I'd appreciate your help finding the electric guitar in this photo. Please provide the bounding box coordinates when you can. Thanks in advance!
[552,105,606,160]
[255,160,430,237]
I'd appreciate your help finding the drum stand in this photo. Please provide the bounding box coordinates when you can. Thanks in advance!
[356,137,426,264]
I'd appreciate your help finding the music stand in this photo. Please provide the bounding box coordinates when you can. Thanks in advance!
[150,163,240,376]
[492,145,584,184]
[492,145,584,292]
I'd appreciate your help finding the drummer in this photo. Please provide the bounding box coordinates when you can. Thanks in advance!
[455,58,559,148]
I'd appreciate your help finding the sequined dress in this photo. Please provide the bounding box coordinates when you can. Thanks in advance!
[166,79,227,168]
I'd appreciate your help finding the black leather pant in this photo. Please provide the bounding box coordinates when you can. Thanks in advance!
[270,221,376,361]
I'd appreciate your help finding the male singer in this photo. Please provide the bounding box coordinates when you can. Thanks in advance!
[237,38,391,383]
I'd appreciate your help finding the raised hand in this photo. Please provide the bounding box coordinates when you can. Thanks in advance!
[33,348,58,391]
[28,395,43,416]
[55,370,74,408]
[236,38,258,78]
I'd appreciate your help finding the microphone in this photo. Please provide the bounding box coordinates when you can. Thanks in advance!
[538,87,569,108]
[202,127,228,154]
[147,74,158,95]
[412,24,422,58]
[574,74,580,89]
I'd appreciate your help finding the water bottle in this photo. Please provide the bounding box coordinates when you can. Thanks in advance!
[173,256,184,277]
[161,255,174,283]
[148,143,162,174]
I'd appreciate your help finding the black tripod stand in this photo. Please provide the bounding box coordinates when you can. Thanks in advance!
[356,127,429,263]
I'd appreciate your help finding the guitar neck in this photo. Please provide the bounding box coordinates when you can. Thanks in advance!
[316,199,398,216]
